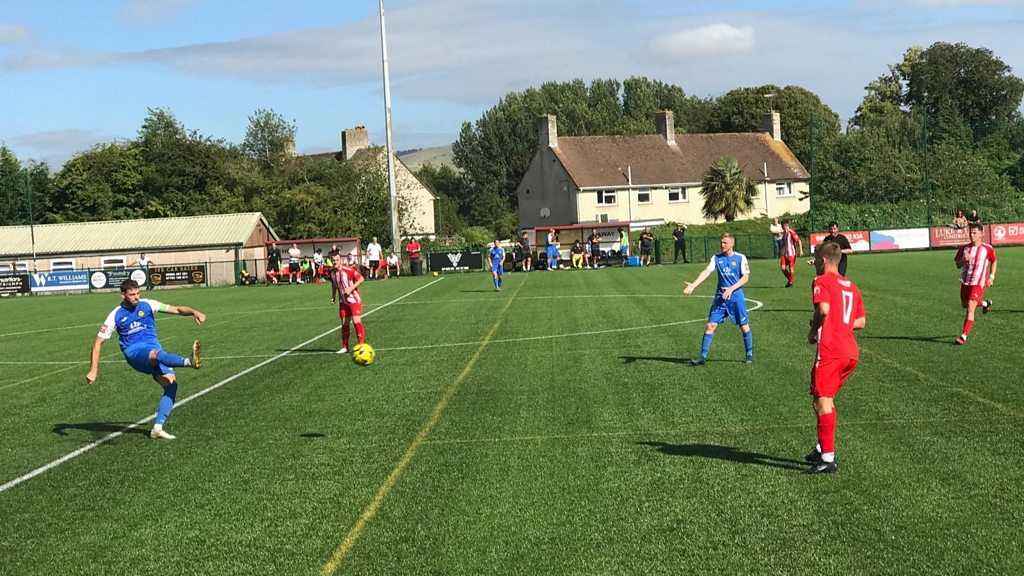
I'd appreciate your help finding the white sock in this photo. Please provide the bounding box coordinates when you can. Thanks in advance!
[821,452,835,463]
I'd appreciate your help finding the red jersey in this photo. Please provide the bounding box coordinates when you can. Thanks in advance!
[337,264,363,305]
[782,229,800,257]
[955,243,996,286]
[812,272,864,361]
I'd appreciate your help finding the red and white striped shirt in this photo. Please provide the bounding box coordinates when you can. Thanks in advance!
[955,243,996,286]
[782,229,800,258]
[337,264,363,305]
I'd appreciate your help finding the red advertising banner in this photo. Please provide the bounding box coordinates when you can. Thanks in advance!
[989,222,1024,246]
[930,225,989,248]
[808,231,870,252]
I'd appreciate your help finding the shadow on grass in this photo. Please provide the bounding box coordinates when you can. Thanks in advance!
[754,309,810,313]
[299,433,326,438]
[638,441,805,471]
[52,422,147,437]
[281,348,338,354]
[620,355,695,365]
[860,334,956,345]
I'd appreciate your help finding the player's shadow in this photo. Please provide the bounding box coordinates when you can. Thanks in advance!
[620,355,695,365]
[459,289,500,293]
[299,432,326,438]
[860,335,956,345]
[639,441,805,471]
[281,348,337,354]
[52,422,148,437]
[755,309,809,313]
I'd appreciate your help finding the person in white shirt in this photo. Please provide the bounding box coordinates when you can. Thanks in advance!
[134,252,155,290]
[385,251,400,278]
[770,218,784,259]
[312,248,325,282]
[365,237,383,280]
[287,244,303,284]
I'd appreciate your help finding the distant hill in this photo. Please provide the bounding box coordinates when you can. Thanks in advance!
[397,144,456,171]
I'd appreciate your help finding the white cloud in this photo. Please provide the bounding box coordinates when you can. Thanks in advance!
[0,24,30,45]
[647,24,756,62]
[10,129,113,167]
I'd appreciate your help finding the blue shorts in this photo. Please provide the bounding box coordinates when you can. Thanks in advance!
[708,297,749,326]
[491,263,503,275]
[124,343,175,377]
[546,246,559,259]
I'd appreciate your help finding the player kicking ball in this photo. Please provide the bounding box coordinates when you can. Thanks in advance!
[85,279,204,440]
[804,242,865,474]
[953,222,996,345]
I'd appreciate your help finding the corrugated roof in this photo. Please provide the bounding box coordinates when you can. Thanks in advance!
[0,212,276,258]
[553,132,809,189]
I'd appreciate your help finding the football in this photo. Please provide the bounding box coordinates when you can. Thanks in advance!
[351,343,376,366]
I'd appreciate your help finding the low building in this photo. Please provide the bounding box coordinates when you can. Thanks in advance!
[0,212,276,287]
[516,110,810,230]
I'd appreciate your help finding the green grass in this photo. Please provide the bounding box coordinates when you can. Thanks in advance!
[2,249,1023,575]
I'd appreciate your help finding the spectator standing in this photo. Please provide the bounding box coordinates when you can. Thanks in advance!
[638,227,654,266]
[672,224,688,264]
[618,227,630,265]
[405,237,422,276]
[287,243,303,284]
[546,228,560,271]
[313,248,325,282]
[520,232,532,272]
[770,218,784,259]
[366,237,383,280]
[266,243,282,285]
[588,229,602,269]
[808,222,853,277]
[134,252,155,290]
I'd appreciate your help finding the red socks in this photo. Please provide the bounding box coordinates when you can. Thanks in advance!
[816,409,837,454]
[355,322,365,344]
[341,325,350,348]
[962,319,974,337]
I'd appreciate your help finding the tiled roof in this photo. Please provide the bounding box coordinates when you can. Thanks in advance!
[0,212,275,258]
[553,132,808,189]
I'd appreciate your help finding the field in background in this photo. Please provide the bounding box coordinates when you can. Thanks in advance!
[2,249,1023,575]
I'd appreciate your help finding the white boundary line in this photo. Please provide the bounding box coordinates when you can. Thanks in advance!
[0,296,763,364]
[0,278,444,494]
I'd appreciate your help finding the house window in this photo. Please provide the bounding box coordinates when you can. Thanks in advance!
[637,188,652,204]
[596,190,617,206]
[102,256,127,269]
[668,187,688,203]
[775,182,794,197]
[49,259,75,272]
[0,263,12,275]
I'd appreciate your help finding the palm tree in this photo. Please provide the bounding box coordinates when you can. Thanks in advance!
[699,157,757,222]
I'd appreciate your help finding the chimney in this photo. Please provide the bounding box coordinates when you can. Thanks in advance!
[341,126,370,160]
[539,115,558,148]
[762,111,781,141]
[655,110,675,145]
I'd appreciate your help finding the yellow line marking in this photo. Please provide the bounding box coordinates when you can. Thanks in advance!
[861,346,1018,416]
[320,280,525,575]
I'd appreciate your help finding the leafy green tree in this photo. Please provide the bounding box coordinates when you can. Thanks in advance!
[48,142,145,222]
[699,157,757,222]
[0,145,25,225]
[241,108,297,174]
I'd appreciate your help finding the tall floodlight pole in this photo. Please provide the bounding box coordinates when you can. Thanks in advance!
[25,168,36,269]
[379,0,401,253]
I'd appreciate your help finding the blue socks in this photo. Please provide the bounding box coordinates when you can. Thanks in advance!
[743,330,754,355]
[156,383,178,425]
[700,333,714,358]
[156,350,189,368]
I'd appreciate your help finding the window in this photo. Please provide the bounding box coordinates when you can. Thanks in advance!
[668,187,688,203]
[596,190,617,206]
[102,256,127,269]
[0,263,12,275]
[49,259,75,272]
[14,262,29,273]
[775,181,794,197]
[637,188,651,204]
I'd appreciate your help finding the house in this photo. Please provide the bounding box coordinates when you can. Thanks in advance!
[515,110,810,230]
[305,127,437,238]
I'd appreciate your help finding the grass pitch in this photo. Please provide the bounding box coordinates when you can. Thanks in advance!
[1,249,1023,575]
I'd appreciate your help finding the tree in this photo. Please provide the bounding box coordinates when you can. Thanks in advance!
[48,142,145,222]
[241,108,297,173]
[0,145,25,225]
[699,157,757,222]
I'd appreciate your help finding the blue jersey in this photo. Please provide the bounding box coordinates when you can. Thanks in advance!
[708,252,750,300]
[489,246,505,266]
[98,299,167,352]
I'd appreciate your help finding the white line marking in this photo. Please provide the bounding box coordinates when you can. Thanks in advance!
[0,278,444,494]
[0,297,763,364]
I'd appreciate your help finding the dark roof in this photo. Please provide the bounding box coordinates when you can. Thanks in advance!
[552,133,808,189]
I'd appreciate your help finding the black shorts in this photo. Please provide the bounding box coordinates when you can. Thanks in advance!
[640,247,653,256]
[369,260,380,270]
[289,262,300,273]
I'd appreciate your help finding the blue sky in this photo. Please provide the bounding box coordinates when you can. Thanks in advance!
[2,0,1024,167]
